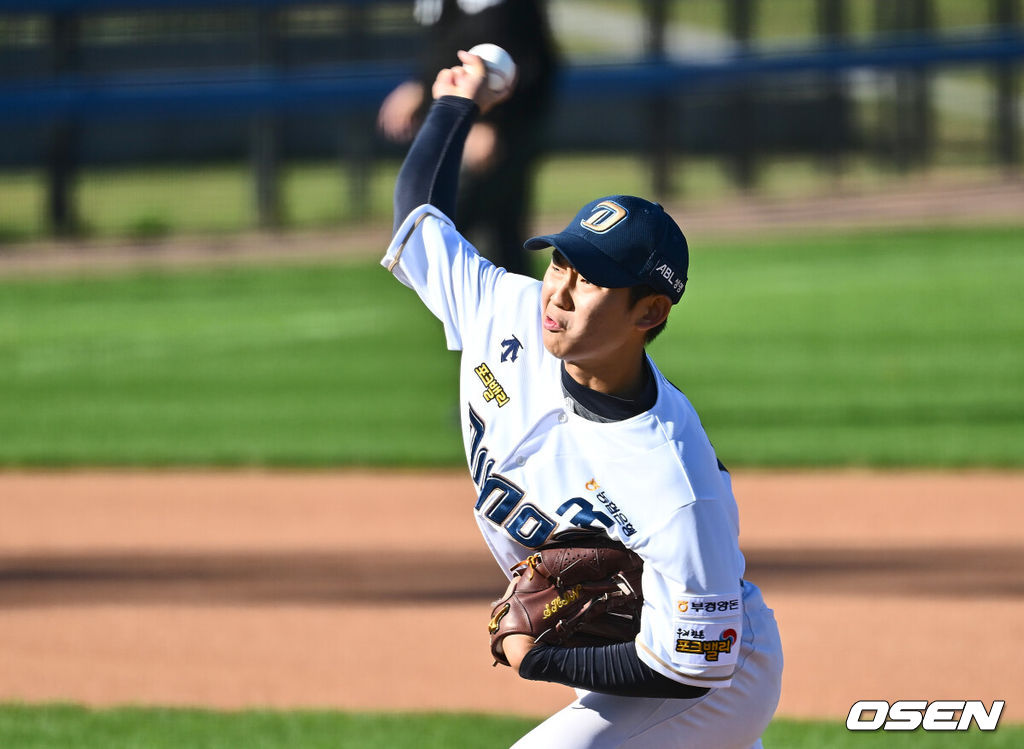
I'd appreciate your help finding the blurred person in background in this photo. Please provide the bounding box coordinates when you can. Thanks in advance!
[378,0,559,275]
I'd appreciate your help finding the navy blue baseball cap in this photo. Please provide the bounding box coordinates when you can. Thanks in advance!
[524,195,689,303]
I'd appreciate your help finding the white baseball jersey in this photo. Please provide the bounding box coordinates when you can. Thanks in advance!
[383,205,775,695]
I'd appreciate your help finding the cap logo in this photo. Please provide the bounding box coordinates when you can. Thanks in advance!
[580,201,628,234]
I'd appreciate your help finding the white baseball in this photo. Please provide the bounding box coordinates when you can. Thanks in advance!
[467,43,517,95]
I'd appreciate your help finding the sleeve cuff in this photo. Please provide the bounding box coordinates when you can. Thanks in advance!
[635,638,734,689]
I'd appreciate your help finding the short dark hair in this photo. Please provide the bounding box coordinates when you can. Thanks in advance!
[629,284,669,343]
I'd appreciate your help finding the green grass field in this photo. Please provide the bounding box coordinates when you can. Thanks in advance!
[0,704,1019,749]
[0,156,999,243]
[1,224,1021,468]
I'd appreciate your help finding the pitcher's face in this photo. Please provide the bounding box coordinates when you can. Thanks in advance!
[540,252,644,368]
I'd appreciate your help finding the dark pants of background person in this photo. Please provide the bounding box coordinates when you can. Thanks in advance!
[456,130,543,277]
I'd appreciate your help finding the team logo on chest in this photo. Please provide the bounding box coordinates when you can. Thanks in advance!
[474,362,510,407]
[500,335,523,363]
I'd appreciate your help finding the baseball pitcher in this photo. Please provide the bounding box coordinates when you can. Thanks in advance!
[381,50,783,748]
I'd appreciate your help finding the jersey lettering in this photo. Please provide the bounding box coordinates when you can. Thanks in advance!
[468,404,556,548]
[477,473,525,523]
[556,497,614,530]
[505,504,556,547]
[468,406,495,487]
[468,406,486,482]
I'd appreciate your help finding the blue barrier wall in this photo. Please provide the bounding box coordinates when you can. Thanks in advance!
[1,0,1020,233]
[3,32,1023,124]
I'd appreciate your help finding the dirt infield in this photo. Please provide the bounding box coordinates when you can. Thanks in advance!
[1,470,1021,722]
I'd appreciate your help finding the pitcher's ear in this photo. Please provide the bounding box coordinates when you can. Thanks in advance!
[635,294,671,332]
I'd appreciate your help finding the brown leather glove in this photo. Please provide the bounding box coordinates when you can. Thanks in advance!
[487,543,644,666]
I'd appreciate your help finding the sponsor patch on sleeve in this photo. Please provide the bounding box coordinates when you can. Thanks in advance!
[672,620,741,666]
[674,594,741,618]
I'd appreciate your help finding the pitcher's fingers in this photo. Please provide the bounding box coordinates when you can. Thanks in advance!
[457,50,487,80]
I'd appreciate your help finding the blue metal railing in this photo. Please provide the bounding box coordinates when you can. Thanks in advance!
[1,32,1022,125]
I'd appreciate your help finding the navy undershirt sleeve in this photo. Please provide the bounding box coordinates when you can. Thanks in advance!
[518,641,711,699]
[392,96,478,236]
